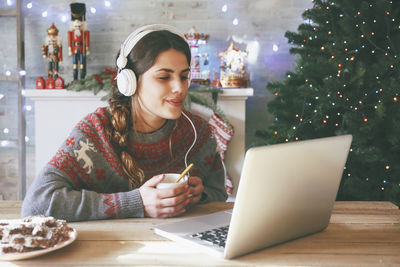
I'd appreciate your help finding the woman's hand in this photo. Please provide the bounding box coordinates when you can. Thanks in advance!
[139,174,190,218]
[187,176,204,205]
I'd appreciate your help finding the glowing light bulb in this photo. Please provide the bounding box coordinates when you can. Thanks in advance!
[27,2,32,8]
[104,1,111,7]
[91,7,96,13]
[42,11,48,17]
[1,141,9,147]
[233,18,239,25]
[221,4,227,12]
[61,15,68,22]
[272,44,279,52]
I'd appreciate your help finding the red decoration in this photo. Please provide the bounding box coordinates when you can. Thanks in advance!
[55,77,65,89]
[68,3,90,80]
[41,23,63,79]
[46,77,55,89]
[35,76,45,89]
[94,74,103,84]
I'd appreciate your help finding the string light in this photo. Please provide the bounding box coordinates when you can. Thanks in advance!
[26,2,32,8]
[233,18,239,25]
[104,1,111,7]
[221,4,227,12]
[1,141,10,147]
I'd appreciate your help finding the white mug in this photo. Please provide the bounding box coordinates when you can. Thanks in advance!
[156,173,188,189]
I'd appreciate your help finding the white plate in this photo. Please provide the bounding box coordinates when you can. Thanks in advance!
[0,228,77,261]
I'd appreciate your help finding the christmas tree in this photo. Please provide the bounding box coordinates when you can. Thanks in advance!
[256,0,400,205]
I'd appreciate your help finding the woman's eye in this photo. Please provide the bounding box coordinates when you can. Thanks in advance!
[158,76,169,80]
[181,76,189,80]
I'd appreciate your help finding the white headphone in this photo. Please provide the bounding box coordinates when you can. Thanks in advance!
[116,24,191,96]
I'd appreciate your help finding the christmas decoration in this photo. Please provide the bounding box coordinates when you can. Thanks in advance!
[256,0,400,206]
[185,26,210,85]
[208,112,234,195]
[36,23,64,89]
[68,3,90,80]
[66,66,116,96]
[42,23,63,79]
[35,76,45,89]
[55,77,65,89]
[46,76,55,89]
[217,40,250,88]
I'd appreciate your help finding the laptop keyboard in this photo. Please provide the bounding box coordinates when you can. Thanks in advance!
[190,225,229,248]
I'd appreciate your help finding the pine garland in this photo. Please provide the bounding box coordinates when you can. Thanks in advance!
[65,67,231,130]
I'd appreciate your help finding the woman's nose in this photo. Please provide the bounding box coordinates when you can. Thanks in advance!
[171,78,186,94]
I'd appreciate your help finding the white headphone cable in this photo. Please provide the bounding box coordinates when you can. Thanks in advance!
[181,111,227,185]
[181,111,197,172]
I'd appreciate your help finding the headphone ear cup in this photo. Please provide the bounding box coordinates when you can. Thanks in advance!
[117,69,137,96]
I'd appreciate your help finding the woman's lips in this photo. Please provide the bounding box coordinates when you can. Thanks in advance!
[166,99,183,107]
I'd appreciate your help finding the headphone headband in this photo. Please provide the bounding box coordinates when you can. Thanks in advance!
[116,24,191,96]
[117,24,189,69]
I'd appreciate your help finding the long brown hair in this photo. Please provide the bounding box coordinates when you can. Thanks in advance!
[106,30,191,190]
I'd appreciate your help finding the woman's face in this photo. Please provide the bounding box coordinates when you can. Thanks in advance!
[134,48,190,132]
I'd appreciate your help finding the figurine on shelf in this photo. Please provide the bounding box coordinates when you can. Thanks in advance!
[35,76,45,89]
[184,26,210,86]
[36,23,64,89]
[41,23,63,79]
[217,40,250,88]
[68,2,90,80]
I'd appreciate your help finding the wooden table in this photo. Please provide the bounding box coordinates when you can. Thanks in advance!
[1,201,399,266]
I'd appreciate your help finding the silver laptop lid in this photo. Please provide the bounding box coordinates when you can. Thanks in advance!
[224,135,352,259]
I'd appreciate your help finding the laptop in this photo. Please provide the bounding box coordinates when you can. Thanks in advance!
[154,135,353,259]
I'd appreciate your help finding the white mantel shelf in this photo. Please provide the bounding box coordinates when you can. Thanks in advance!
[25,88,253,196]
[24,88,253,100]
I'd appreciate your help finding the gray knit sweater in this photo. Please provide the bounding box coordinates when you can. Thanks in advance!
[22,107,228,221]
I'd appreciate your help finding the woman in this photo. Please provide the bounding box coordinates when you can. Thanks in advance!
[22,24,227,222]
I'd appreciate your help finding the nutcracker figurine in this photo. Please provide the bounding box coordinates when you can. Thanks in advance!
[68,2,90,80]
[41,23,63,79]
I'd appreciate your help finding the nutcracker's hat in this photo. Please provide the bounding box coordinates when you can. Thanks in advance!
[70,3,86,21]
[47,23,59,36]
